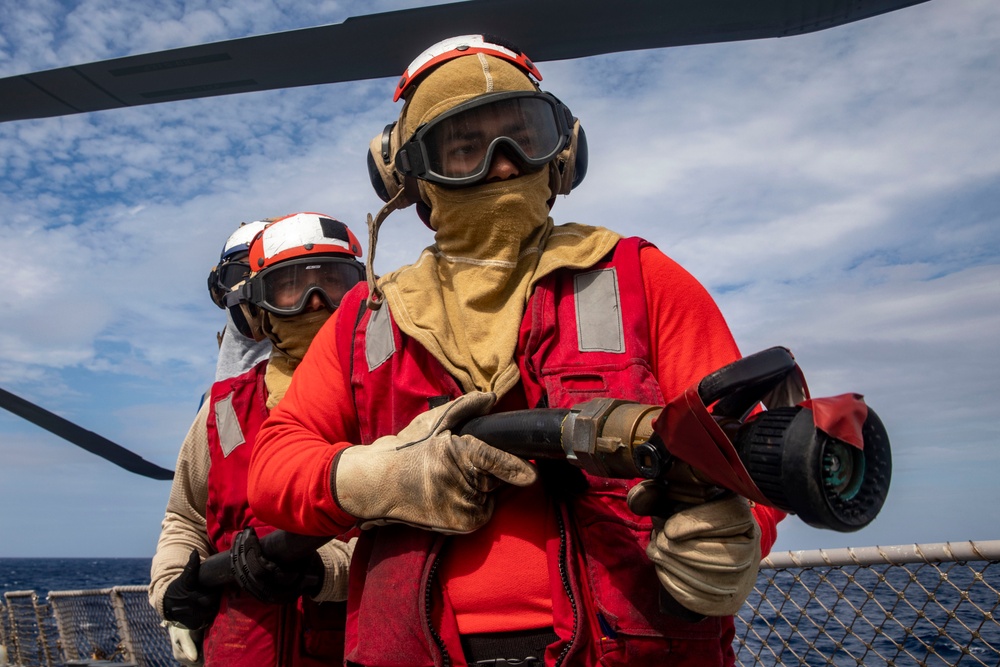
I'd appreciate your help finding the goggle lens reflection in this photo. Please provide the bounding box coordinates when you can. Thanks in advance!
[423,97,563,178]
[256,258,364,315]
[400,93,570,186]
[217,261,251,290]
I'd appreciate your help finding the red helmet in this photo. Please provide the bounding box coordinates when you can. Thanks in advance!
[248,211,362,271]
[393,34,542,102]
[229,212,365,318]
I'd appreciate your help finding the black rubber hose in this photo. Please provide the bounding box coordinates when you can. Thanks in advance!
[458,408,570,458]
[197,409,573,589]
[197,532,332,588]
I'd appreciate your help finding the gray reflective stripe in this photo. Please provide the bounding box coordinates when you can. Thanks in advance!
[574,267,624,353]
[366,302,396,371]
[214,393,245,457]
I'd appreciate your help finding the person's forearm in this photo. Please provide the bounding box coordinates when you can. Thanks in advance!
[149,512,214,616]
[249,417,357,535]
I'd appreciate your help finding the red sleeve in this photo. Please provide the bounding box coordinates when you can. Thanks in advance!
[248,307,361,536]
[752,504,784,558]
[640,245,786,547]
[642,245,742,398]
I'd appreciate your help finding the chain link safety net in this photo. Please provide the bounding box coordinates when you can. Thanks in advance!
[1,591,60,667]
[1,541,998,666]
[736,541,1000,666]
[2,586,170,667]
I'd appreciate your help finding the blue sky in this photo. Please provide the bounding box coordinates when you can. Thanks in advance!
[0,0,997,558]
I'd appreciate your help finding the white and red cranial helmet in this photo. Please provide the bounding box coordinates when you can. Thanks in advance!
[248,211,363,271]
[393,34,542,102]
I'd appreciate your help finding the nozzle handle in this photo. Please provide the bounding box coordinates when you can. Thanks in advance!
[698,347,796,418]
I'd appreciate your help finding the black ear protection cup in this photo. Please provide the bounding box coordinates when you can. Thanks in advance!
[367,151,390,203]
[570,122,588,190]
[224,287,266,341]
[368,123,403,203]
[228,301,255,339]
[207,265,225,309]
[550,118,588,196]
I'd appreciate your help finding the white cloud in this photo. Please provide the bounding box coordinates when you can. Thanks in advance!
[0,0,997,556]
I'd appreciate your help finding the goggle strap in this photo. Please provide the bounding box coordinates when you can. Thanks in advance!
[223,287,243,309]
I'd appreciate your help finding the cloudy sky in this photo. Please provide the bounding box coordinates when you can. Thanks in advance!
[0,0,997,559]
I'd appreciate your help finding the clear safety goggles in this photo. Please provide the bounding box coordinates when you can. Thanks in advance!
[230,256,364,316]
[208,259,252,309]
[395,92,573,187]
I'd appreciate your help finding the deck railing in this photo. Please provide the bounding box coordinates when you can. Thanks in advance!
[736,540,1000,666]
[3,540,999,666]
[1,586,170,667]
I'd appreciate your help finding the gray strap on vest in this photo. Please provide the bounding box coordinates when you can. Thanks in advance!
[214,393,246,457]
[574,267,624,353]
[366,301,396,371]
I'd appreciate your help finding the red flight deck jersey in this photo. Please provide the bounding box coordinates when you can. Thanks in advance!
[250,240,784,666]
[204,361,346,667]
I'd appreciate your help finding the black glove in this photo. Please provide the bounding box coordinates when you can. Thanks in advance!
[162,549,221,630]
[230,527,324,604]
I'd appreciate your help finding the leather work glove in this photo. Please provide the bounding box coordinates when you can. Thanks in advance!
[230,527,324,603]
[162,621,203,667]
[334,391,538,534]
[628,481,761,616]
[162,550,221,630]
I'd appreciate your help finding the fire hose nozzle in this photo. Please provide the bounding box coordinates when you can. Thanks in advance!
[460,347,892,533]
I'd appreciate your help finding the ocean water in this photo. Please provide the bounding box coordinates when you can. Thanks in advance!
[0,557,152,597]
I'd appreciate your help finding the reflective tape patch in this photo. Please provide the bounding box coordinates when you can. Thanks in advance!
[574,268,624,353]
[366,303,396,371]
[214,393,245,457]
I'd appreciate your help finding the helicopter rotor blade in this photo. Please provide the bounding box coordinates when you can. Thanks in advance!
[1,0,931,123]
[0,386,174,481]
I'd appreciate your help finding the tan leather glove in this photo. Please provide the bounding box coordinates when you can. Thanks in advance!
[628,481,761,616]
[162,621,202,667]
[334,391,538,534]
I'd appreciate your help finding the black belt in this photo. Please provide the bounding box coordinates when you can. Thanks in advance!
[461,628,560,666]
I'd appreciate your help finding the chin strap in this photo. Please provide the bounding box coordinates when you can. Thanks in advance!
[365,188,409,310]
